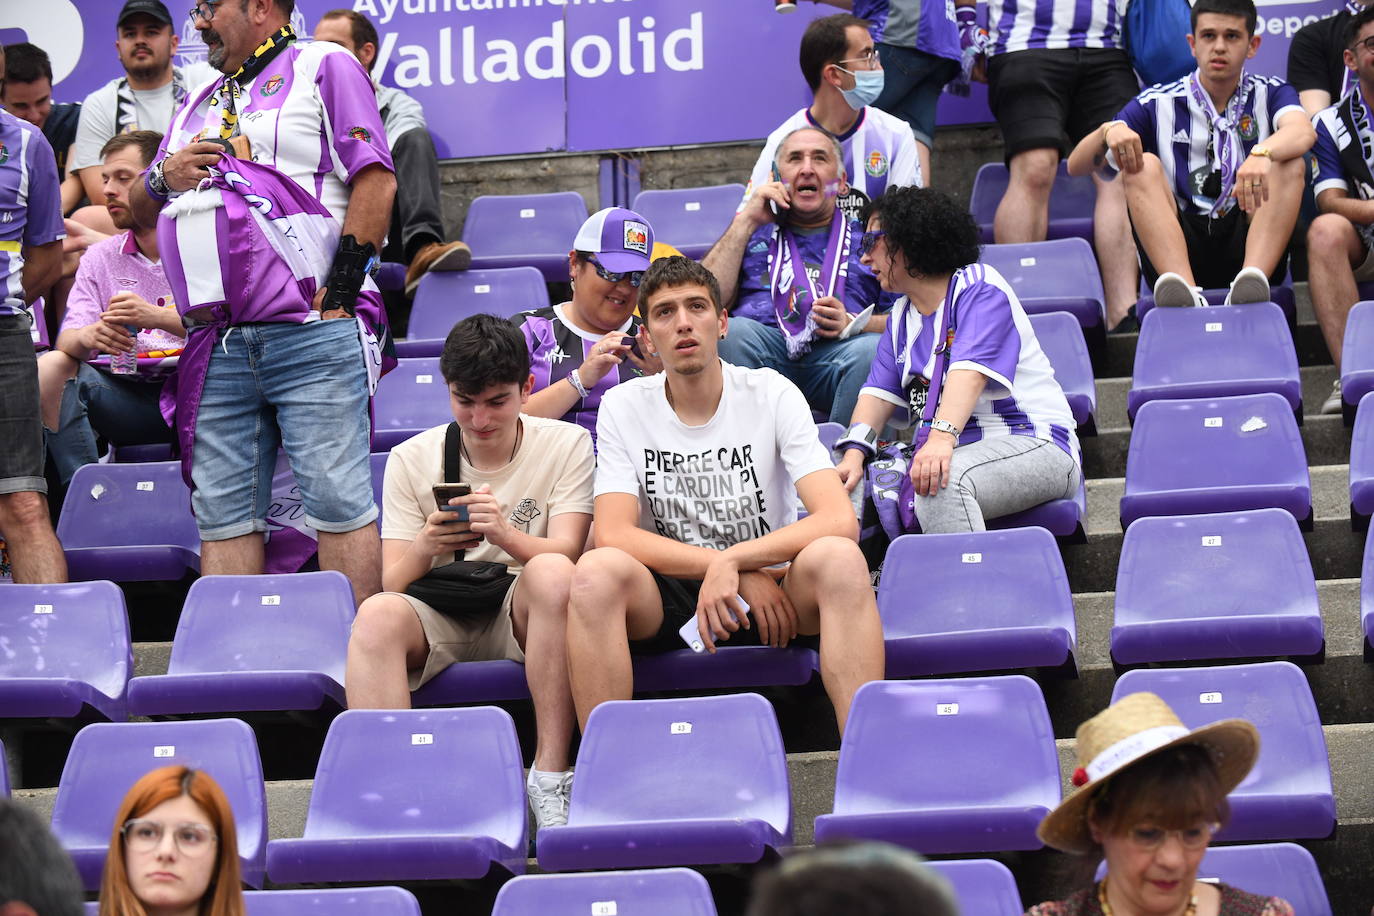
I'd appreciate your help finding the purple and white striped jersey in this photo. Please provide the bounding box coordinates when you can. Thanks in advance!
[1115,73,1303,218]
[0,110,65,318]
[860,263,1079,463]
[986,0,1126,56]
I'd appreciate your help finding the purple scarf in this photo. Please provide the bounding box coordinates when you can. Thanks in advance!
[767,208,852,358]
[1187,69,1254,217]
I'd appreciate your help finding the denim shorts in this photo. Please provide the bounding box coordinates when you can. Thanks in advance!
[0,313,46,495]
[191,318,377,540]
[874,43,960,148]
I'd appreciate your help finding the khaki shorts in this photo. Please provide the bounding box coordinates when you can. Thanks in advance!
[376,574,525,690]
[1355,244,1374,281]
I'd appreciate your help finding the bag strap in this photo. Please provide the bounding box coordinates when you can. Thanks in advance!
[443,422,464,560]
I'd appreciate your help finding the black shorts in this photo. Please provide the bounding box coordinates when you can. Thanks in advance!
[1132,202,1290,291]
[629,570,820,656]
[986,47,1139,162]
[0,313,46,496]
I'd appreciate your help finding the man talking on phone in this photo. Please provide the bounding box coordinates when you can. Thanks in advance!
[703,126,890,427]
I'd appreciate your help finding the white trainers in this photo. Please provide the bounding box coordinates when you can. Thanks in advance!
[527,769,573,829]
[1322,379,1343,415]
[1154,272,1204,308]
[1225,266,1270,305]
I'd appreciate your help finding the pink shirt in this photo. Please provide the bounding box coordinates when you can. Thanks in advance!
[63,231,185,361]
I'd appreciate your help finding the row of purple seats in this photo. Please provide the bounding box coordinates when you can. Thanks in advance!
[1031,310,1097,432]
[397,266,549,359]
[462,191,588,282]
[84,887,420,915]
[631,184,746,260]
[371,357,450,451]
[1340,300,1374,418]
[979,238,1105,332]
[1351,392,1374,526]
[56,461,199,582]
[969,162,1096,244]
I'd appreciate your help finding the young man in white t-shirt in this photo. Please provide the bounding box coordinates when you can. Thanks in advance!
[346,314,595,830]
[568,257,884,734]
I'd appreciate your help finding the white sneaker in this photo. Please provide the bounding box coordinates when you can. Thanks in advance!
[1225,266,1270,305]
[1322,379,1343,415]
[1154,272,1203,308]
[527,769,573,829]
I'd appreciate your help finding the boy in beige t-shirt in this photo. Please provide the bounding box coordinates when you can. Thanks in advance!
[347,314,594,832]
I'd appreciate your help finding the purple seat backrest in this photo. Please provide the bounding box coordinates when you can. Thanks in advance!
[301,708,526,851]
[878,528,1074,639]
[570,695,790,834]
[1126,393,1306,494]
[1132,304,1297,389]
[51,719,266,875]
[55,462,197,550]
[969,163,1096,228]
[1,739,8,796]
[978,238,1105,303]
[834,678,1060,815]
[816,421,844,455]
[630,185,746,252]
[243,887,423,915]
[370,452,389,522]
[372,359,451,434]
[461,192,589,260]
[1195,844,1332,916]
[1116,509,1317,624]
[493,868,717,916]
[410,267,550,339]
[925,859,1023,916]
[1026,311,1094,407]
[1111,662,1332,803]
[0,581,131,707]
[1341,300,1374,403]
[167,572,353,682]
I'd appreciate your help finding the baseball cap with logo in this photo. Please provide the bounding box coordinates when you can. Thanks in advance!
[118,0,175,27]
[573,207,655,274]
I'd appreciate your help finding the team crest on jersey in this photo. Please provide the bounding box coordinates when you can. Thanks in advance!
[865,150,888,177]
[191,130,206,143]
[348,126,372,143]
[259,74,285,97]
[1238,115,1257,141]
[0,143,9,166]
[623,220,649,254]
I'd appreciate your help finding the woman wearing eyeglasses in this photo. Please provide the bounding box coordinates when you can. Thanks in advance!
[98,765,245,916]
[517,207,663,447]
[835,184,1080,534]
[1027,692,1291,916]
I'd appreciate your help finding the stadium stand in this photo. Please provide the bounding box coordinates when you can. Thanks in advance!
[461,191,590,280]
[925,858,1024,916]
[369,357,453,451]
[630,185,746,260]
[397,266,550,359]
[978,238,1106,332]
[493,868,717,916]
[84,887,422,915]
[1194,843,1332,916]
[1030,311,1097,433]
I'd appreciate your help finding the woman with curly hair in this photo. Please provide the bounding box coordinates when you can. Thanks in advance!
[835,184,1081,533]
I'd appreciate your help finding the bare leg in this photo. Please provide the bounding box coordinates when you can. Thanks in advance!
[510,553,578,772]
[1092,173,1140,327]
[1241,157,1306,278]
[0,491,67,583]
[1307,213,1365,369]
[566,547,666,730]
[345,593,429,709]
[994,148,1058,243]
[200,533,265,577]
[1122,154,1194,284]
[781,536,884,735]
[916,140,932,190]
[317,523,382,607]
[36,350,79,432]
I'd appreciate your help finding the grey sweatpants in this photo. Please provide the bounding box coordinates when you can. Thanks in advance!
[914,435,1080,534]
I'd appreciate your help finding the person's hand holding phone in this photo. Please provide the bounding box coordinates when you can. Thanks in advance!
[578,331,633,389]
[743,180,791,229]
[462,483,512,548]
[623,327,663,375]
[415,507,482,557]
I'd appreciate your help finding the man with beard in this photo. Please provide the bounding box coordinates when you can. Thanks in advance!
[36,131,181,487]
[69,0,215,233]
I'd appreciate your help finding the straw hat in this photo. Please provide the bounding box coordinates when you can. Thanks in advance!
[1036,692,1260,854]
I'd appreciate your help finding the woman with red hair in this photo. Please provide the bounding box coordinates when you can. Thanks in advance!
[97,765,245,916]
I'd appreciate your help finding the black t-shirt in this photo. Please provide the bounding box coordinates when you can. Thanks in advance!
[43,101,81,181]
[1288,10,1352,100]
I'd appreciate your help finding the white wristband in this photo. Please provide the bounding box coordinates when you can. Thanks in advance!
[567,370,590,399]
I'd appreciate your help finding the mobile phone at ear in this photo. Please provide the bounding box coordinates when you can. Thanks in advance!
[432,483,471,522]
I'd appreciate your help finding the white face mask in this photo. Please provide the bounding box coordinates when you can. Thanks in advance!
[837,66,885,110]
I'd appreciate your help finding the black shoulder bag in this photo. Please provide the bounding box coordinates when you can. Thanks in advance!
[404,423,517,625]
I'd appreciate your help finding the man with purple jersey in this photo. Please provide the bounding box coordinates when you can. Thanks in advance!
[518,207,661,445]
[957,0,1140,330]
[129,0,396,606]
[1069,0,1313,310]
[0,42,67,584]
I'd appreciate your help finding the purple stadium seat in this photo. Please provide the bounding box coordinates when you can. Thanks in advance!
[243,887,423,915]
[1360,525,1374,651]
[1120,393,1311,529]
[375,261,407,293]
[1128,304,1300,421]
[1112,662,1336,842]
[873,468,1085,539]
[1029,311,1096,432]
[538,694,792,870]
[397,266,550,358]
[813,677,1059,853]
[370,358,450,451]
[1,739,8,796]
[630,184,747,259]
[1135,286,1297,326]
[411,659,532,706]
[126,571,353,718]
[817,421,844,456]
[926,859,1023,916]
[1343,302,1374,416]
[1195,843,1331,916]
[978,238,1105,330]
[370,451,388,522]
[51,718,267,889]
[266,707,527,883]
[462,191,590,281]
[0,581,131,723]
[969,162,1096,244]
[56,461,200,581]
[494,868,717,916]
[878,529,1076,677]
[1353,393,1374,523]
[1112,509,1322,665]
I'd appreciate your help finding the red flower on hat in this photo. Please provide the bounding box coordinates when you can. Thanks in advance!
[1072,767,1089,787]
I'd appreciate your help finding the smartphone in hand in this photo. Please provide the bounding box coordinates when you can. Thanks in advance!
[679,597,751,653]
[432,483,472,522]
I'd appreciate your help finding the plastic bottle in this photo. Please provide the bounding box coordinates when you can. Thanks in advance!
[110,327,139,375]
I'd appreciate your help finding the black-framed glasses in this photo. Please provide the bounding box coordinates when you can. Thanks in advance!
[587,256,645,288]
[189,0,222,24]
[859,230,887,256]
[1352,35,1374,54]
[123,819,218,856]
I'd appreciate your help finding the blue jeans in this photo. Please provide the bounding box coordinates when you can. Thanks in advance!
[191,318,376,540]
[47,363,172,486]
[874,44,960,148]
[718,316,880,425]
